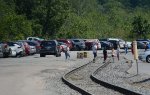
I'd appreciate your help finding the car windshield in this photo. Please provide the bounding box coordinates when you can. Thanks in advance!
[42,41,56,46]
[7,42,15,46]
[58,42,65,45]
[73,40,80,42]
[27,42,36,46]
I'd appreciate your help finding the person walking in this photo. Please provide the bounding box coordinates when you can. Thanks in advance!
[124,41,128,54]
[111,47,115,63]
[116,45,120,61]
[92,42,97,62]
[131,42,134,55]
[64,46,70,60]
[103,47,107,63]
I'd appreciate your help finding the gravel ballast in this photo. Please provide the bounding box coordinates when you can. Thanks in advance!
[94,55,150,95]
[64,56,123,95]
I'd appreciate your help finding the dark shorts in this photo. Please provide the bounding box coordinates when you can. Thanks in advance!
[93,53,97,58]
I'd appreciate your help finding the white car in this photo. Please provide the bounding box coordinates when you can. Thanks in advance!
[27,37,44,42]
[138,49,150,63]
[7,42,23,57]
[126,41,132,49]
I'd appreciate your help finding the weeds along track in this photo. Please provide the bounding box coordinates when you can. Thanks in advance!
[62,57,123,95]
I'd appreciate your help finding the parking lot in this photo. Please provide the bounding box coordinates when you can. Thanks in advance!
[0,51,94,95]
[0,49,150,95]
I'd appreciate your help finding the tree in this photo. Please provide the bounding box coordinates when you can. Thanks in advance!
[131,16,150,39]
[31,0,69,38]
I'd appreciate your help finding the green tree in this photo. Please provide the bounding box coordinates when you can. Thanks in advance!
[2,14,32,41]
[32,0,69,38]
[131,16,150,39]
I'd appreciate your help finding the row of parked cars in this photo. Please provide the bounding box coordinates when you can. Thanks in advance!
[0,37,132,58]
[0,40,41,58]
[2,37,149,58]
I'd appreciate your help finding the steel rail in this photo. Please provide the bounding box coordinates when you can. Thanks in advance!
[62,59,94,95]
[91,59,141,95]
[62,57,121,95]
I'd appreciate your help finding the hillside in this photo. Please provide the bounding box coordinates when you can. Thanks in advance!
[0,0,150,41]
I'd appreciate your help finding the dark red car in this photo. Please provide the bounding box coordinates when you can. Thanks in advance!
[57,39,73,50]
[84,39,101,50]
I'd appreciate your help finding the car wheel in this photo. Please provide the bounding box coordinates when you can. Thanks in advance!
[3,53,7,58]
[40,53,45,57]
[3,51,10,58]
[146,55,150,63]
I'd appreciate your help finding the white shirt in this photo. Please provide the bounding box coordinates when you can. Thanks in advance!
[92,44,97,53]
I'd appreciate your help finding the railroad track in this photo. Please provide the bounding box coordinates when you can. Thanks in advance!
[62,56,138,95]
[91,58,141,95]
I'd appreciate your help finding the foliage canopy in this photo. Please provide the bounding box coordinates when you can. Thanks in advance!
[0,0,150,41]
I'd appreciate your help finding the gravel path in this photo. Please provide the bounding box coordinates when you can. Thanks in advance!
[94,55,150,95]
[0,50,150,95]
[65,56,123,95]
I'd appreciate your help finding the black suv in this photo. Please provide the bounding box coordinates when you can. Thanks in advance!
[39,40,61,57]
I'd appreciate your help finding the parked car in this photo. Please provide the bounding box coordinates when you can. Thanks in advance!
[139,49,150,63]
[107,38,125,49]
[27,37,44,44]
[58,42,67,52]
[126,41,132,49]
[39,40,61,57]
[0,42,10,58]
[7,42,23,57]
[70,39,85,51]
[136,39,150,44]
[108,40,118,49]
[57,39,73,50]
[16,41,26,56]
[26,41,37,55]
[137,41,146,49]
[33,41,41,53]
[84,39,101,50]
[100,41,113,50]
[17,40,31,55]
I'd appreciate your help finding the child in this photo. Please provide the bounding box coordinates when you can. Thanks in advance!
[112,47,115,63]
[103,47,107,63]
